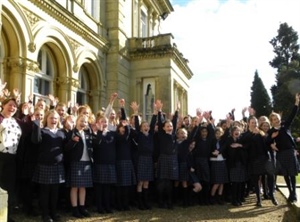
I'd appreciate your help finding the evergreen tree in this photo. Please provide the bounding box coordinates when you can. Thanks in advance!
[269,22,300,135]
[250,70,272,117]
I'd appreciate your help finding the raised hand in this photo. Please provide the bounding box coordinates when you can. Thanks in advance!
[109,92,118,104]
[119,98,125,107]
[130,101,139,114]
[155,100,163,111]
[0,81,7,91]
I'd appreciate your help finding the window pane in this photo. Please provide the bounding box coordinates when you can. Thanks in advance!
[43,80,50,95]
[46,54,52,76]
[34,77,41,93]
[77,92,84,105]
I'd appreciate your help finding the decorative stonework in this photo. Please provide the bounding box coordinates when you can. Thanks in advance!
[72,64,79,73]
[56,76,69,85]
[26,60,39,72]
[6,58,26,69]
[22,7,41,27]
[69,38,80,53]
[27,0,109,51]
[28,42,36,52]
[56,76,79,88]
[71,78,79,88]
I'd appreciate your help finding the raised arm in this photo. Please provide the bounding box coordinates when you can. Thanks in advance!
[104,92,118,118]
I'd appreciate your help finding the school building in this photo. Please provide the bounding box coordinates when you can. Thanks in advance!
[0,0,193,119]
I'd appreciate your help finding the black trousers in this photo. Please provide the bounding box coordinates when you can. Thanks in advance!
[0,153,17,209]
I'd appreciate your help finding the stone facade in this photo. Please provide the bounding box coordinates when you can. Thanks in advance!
[0,188,7,221]
[0,0,193,117]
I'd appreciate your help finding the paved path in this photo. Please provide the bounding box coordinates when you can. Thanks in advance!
[277,176,300,220]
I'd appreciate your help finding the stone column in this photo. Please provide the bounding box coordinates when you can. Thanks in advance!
[0,188,8,221]
[89,90,101,113]
[56,76,71,103]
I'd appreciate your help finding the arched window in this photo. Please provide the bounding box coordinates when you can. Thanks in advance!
[34,46,54,102]
[77,66,90,105]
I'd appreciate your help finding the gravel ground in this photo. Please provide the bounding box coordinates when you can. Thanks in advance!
[13,190,298,222]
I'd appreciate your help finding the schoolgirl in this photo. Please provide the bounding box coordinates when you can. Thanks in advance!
[64,114,94,218]
[131,101,155,210]
[191,113,215,205]
[267,93,300,203]
[93,114,117,214]
[245,116,271,206]
[175,128,194,207]
[224,126,248,206]
[31,110,66,222]
[156,100,179,209]
[258,118,278,205]
[209,126,229,205]
[18,107,44,216]
[115,99,136,211]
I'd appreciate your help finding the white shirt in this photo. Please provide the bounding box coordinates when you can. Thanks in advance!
[0,118,22,154]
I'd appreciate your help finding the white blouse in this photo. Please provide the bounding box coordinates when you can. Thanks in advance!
[0,118,22,154]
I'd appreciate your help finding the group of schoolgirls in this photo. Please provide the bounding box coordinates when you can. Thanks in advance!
[181,93,300,209]
[13,92,198,222]
[10,91,300,222]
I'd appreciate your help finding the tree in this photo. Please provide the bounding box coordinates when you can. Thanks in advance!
[269,22,300,71]
[269,22,300,136]
[250,70,272,117]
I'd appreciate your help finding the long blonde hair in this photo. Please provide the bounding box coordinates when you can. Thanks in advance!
[43,109,62,129]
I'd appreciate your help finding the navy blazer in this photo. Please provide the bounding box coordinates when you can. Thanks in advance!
[64,128,94,163]
[266,105,298,151]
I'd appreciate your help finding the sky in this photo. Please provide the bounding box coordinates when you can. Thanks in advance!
[163,0,300,121]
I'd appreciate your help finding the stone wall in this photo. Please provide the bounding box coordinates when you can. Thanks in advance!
[0,188,8,221]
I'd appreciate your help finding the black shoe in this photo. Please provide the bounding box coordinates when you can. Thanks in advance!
[232,201,239,207]
[288,194,297,203]
[123,206,130,211]
[42,215,53,222]
[105,209,113,214]
[97,209,105,214]
[72,210,84,218]
[51,213,61,222]
[158,203,167,209]
[256,201,262,207]
[79,206,90,217]
[271,197,278,206]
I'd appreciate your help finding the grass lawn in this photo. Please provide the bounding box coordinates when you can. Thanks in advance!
[297,175,300,184]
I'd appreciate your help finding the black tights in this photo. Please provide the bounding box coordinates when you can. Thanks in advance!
[95,183,112,211]
[157,179,173,206]
[284,175,296,196]
[39,184,59,217]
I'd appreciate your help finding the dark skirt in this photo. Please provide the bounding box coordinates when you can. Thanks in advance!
[32,163,65,184]
[195,157,210,182]
[67,161,93,187]
[178,162,189,181]
[116,160,137,186]
[229,161,247,183]
[277,149,299,176]
[137,155,154,181]
[93,164,117,184]
[157,154,179,180]
[249,156,267,176]
[210,160,228,184]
